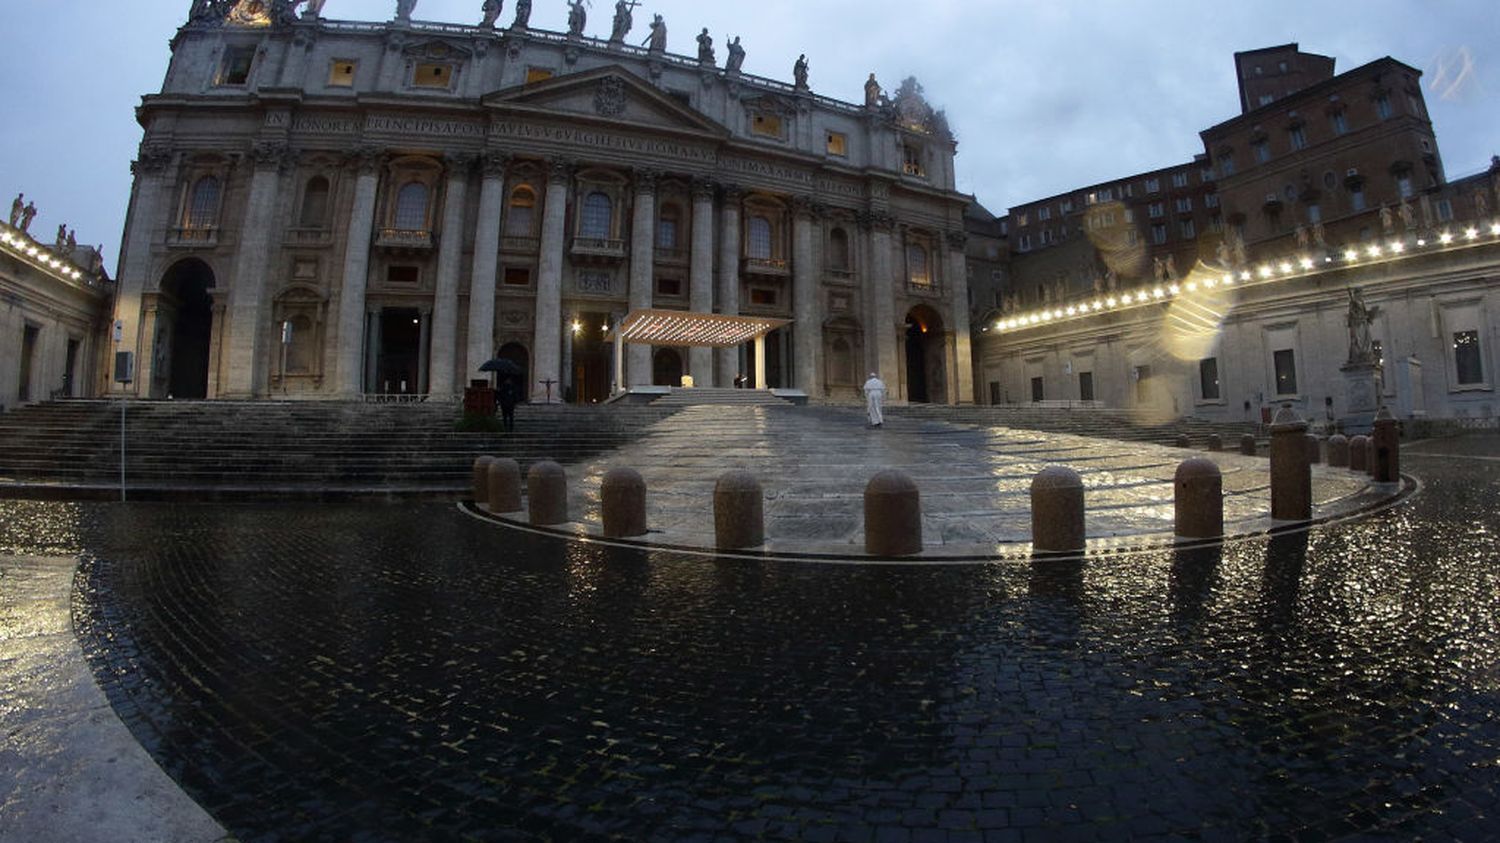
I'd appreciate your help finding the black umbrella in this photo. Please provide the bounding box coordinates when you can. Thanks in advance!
[479,358,523,378]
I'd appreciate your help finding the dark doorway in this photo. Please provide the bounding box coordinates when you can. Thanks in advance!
[18,324,39,402]
[904,305,947,404]
[743,329,786,388]
[64,338,80,397]
[570,312,612,403]
[376,308,422,395]
[497,342,530,401]
[653,348,684,387]
[159,259,215,399]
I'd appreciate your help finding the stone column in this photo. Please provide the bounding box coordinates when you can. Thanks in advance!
[947,230,974,404]
[716,185,743,388]
[111,145,174,396]
[562,313,575,400]
[754,333,767,389]
[531,158,570,403]
[222,142,288,398]
[428,153,473,396]
[334,148,382,396]
[466,152,508,387]
[364,309,381,393]
[416,308,431,394]
[627,171,657,388]
[612,311,625,395]
[870,214,899,384]
[792,196,820,396]
[689,179,716,384]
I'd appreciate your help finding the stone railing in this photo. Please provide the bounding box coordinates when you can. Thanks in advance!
[570,237,626,259]
[284,227,333,247]
[743,257,789,276]
[654,247,688,265]
[374,228,434,250]
[501,235,540,253]
[167,226,218,248]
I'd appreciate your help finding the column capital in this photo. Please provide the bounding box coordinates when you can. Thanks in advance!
[945,230,968,250]
[445,151,478,176]
[345,146,384,175]
[792,195,816,219]
[132,144,174,175]
[478,150,510,179]
[720,182,744,204]
[546,156,573,186]
[633,169,661,195]
[691,177,716,201]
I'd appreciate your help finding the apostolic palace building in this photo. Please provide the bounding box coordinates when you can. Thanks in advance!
[103,0,973,405]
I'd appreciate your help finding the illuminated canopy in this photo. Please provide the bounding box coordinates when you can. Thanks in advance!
[619,309,791,348]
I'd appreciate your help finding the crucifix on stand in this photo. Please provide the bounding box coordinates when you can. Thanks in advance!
[539,378,558,403]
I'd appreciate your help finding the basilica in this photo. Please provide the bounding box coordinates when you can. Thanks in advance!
[109,0,975,405]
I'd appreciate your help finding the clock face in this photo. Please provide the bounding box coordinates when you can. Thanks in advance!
[227,0,272,26]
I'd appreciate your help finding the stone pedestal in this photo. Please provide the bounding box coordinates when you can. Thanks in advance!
[1339,361,1382,435]
[1269,406,1311,522]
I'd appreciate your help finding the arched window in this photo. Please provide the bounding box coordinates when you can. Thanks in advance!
[830,336,853,385]
[828,227,850,270]
[657,203,681,249]
[506,186,536,236]
[907,243,930,285]
[185,176,221,229]
[394,182,429,231]
[299,176,330,228]
[747,216,773,259]
[581,191,613,238]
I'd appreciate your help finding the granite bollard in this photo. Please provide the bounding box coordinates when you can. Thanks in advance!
[1240,434,1257,456]
[864,470,922,556]
[526,460,568,526]
[1372,406,1400,483]
[1327,434,1349,468]
[1031,466,1085,553]
[486,458,523,513]
[1304,433,1322,465]
[601,467,648,538]
[1207,434,1223,452]
[1175,433,1191,448]
[1174,458,1224,539]
[1269,406,1311,521]
[472,456,495,504]
[714,470,764,550]
[1348,435,1369,472]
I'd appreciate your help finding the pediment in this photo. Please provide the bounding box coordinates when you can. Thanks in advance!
[482,66,729,139]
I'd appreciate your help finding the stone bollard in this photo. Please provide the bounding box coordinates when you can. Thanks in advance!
[526,460,568,526]
[1031,466,1085,553]
[1207,434,1223,452]
[1327,434,1349,468]
[1240,434,1258,456]
[1269,406,1311,521]
[472,455,495,504]
[600,467,648,538]
[1365,436,1377,478]
[1304,433,1322,466]
[1175,433,1191,448]
[714,470,764,550]
[486,458,523,513]
[1348,435,1369,472]
[1372,406,1400,483]
[864,470,922,556]
[1174,458,1223,539]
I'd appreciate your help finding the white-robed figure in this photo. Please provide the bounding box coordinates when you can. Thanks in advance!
[862,372,887,427]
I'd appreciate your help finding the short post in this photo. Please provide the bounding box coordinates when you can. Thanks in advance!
[864,470,922,556]
[1372,406,1400,483]
[601,466,648,538]
[526,460,568,526]
[487,458,523,512]
[1269,406,1311,521]
[1348,435,1369,472]
[1175,433,1191,448]
[1304,433,1322,466]
[1239,434,1257,456]
[1031,466,1085,553]
[714,470,764,550]
[1207,434,1223,452]
[1174,458,1223,539]
[1327,434,1349,468]
[472,456,495,504]
[1365,436,1377,478]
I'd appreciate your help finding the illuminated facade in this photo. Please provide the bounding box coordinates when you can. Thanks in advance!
[110,1,975,404]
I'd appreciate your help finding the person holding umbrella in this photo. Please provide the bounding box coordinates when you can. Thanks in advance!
[497,376,519,431]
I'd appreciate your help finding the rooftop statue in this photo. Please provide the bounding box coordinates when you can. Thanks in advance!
[725,36,744,73]
[9,193,21,227]
[301,0,326,19]
[480,0,502,28]
[19,200,36,233]
[395,0,417,22]
[864,73,882,108]
[609,0,638,43]
[642,14,666,53]
[565,0,586,36]
[696,28,714,64]
[793,54,809,89]
[512,0,531,28]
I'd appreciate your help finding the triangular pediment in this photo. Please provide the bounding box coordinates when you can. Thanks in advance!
[482,66,729,139]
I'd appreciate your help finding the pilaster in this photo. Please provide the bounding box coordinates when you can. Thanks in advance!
[334,147,383,395]
[792,195,819,395]
[222,141,289,398]
[688,178,716,384]
[466,151,508,385]
[427,152,474,396]
[531,157,571,402]
[627,170,658,388]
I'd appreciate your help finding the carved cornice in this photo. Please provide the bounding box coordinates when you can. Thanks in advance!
[691,178,716,201]
[870,212,896,233]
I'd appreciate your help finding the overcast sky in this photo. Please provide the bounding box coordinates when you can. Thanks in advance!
[1,0,1495,272]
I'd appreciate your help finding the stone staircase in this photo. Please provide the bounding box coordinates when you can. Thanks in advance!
[0,399,677,500]
[884,404,1265,451]
[649,387,794,408]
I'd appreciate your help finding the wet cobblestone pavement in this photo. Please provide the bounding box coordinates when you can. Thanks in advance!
[0,437,1496,840]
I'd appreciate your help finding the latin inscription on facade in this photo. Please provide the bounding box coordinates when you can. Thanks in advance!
[576,271,614,294]
[491,120,718,163]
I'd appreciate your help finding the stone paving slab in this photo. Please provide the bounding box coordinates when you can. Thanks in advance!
[487,405,1384,557]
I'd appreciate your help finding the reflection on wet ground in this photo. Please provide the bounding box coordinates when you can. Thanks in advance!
[1,438,1495,839]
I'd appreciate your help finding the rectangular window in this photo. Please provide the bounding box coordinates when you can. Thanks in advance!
[1396,174,1413,199]
[1454,330,1483,385]
[328,60,356,87]
[1134,365,1152,404]
[1150,224,1167,245]
[1350,188,1367,212]
[525,67,554,84]
[503,267,531,286]
[1060,200,1074,214]
[1180,219,1196,239]
[902,145,926,177]
[1205,193,1219,208]
[18,324,39,402]
[219,46,255,86]
[1253,141,1271,163]
[825,131,847,157]
[749,288,777,306]
[1145,178,1160,193]
[1199,358,1221,400]
[1175,198,1193,213]
[1038,206,1052,221]
[989,382,1002,405]
[1306,203,1321,223]
[1331,111,1349,134]
[1030,376,1044,403]
[1209,214,1223,232]
[387,265,419,284]
[751,113,783,137]
[1200,168,1215,183]
[1437,199,1454,221]
[1219,154,1236,177]
[655,277,683,297]
[1126,229,1139,246]
[1376,94,1393,119]
[1288,126,1307,150]
[1172,172,1189,188]
[1018,234,1031,251]
[1149,202,1164,218]
[413,63,453,88]
[1078,371,1094,402]
[1273,349,1298,395]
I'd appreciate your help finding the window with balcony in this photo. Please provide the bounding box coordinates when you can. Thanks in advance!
[1330,110,1349,134]
[657,203,681,249]
[299,176,330,228]
[826,132,847,157]
[1175,197,1193,213]
[393,182,429,230]
[747,216,773,259]
[185,176,221,229]
[827,227,850,271]
[907,243,931,287]
[902,144,926,177]
[1150,224,1167,245]
[1148,202,1165,218]
[1180,220,1196,239]
[506,187,536,236]
[1396,173,1413,199]
[581,191,613,238]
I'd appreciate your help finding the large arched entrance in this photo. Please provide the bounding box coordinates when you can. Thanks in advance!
[157,259,215,399]
[496,342,530,401]
[904,305,947,404]
[652,348,684,387]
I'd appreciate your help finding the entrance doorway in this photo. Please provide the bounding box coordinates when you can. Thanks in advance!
[17,324,38,402]
[652,348,684,386]
[904,305,946,404]
[496,342,530,400]
[158,259,215,399]
[570,311,612,403]
[742,328,786,388]
[375,308,422,395]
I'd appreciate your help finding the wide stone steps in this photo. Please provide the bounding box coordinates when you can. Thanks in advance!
[649,387,793,407]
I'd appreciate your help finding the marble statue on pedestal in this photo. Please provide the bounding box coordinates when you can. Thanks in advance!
[395,0,417,22]
[642,14,665,53]
[609,0,638,43]
[1346,287,1378,365]
[793,54,809,89]
[865,73,882,107]
[696,28,714,64]
[512,0,530,28]
[480,0,502,28]
[725,36,744,73]
[9,194,21,227]
[566,0,586,36]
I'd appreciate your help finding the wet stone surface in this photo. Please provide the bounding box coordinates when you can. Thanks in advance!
[1,439,1496,840]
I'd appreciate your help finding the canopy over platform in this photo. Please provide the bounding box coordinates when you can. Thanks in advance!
[619,310,791,348]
